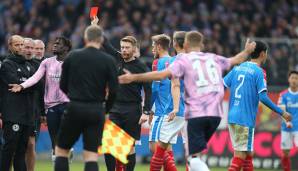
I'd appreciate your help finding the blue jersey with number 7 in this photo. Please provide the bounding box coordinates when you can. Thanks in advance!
[223,61,267,127]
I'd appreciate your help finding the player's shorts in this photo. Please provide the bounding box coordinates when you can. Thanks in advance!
[151,115,185,144]
[29,119,41,138]
[185,116,221,156]
[228,123,255,152]
[57,101,105,152]
[109,103,142,140]
[281,131,298,150]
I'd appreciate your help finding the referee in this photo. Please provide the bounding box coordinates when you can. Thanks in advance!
[54,25,118,171]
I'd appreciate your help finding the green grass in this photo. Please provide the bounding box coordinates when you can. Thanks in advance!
[35,160,277,171]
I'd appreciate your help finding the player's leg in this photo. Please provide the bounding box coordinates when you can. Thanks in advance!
[1,122,23,171]
[25,134,36,171]
[82,102,105,171]
[180,123,189,171]
[54,103,82,171]
[120,104,142,171]
[281,131,293,171]
[186,117,215,171]
[104,112,123,171]
[13,124,30,171]
[228,124,254,171]
[242,152,254,171]
[157,116,185,171]
[46,105,61,159]
[149,115,163,154]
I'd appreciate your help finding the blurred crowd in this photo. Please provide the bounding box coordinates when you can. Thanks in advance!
[1,0,298,85]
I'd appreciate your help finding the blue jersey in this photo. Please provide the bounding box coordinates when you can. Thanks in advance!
[223,62,267,127]
[153,56,172,116]
[278,89,298,132]
[165,56,185,117]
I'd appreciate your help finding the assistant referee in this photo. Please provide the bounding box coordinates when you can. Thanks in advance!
[54,25,118,171]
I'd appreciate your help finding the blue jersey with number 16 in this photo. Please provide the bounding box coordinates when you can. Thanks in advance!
[223,62,267,127]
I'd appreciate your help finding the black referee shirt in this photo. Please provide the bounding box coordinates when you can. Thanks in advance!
[60,47,118,112]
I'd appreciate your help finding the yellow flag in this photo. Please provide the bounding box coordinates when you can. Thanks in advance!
[98,119,135,164]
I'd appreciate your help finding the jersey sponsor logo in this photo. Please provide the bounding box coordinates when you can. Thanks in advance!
[286,102,298,108]
[12,124,20,132]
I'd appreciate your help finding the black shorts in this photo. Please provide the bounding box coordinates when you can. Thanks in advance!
[186,116,221,156]
[109,103,142,140]
[57,101,105,152]
[29,119,41,138]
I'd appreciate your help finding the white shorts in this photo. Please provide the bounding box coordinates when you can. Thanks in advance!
[149,115,185,144]
[281,131,298,150]
[228,124,255,152]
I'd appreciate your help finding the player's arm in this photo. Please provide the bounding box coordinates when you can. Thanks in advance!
[229,39,256,66]
[119,69,172,84]
[259,91,292,122]
[9,60,46,92]
[277,93,293,128]
[168,78,180,122]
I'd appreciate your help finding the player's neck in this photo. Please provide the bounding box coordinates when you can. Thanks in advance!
[159,51,170,58]
[289,87,298,93]
[175,49,185,54]
[187,47,201,53]
[85,42,101,49]
[250,59,262,66]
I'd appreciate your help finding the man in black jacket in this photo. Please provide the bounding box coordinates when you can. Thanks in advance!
[20,38,46,171]
[0,35,36,171]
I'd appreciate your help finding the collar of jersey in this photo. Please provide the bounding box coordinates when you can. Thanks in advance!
[288,88,298,95]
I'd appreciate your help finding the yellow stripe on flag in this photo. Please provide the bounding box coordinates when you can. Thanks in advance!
[98,119,135,164]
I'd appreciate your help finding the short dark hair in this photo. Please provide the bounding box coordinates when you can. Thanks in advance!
[56,36,72,52]
[173,31,186,48]
[152,34,171,50]
[288,70,298,77]
[250,41,267,59]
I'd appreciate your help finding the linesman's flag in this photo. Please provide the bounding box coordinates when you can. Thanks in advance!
[98,119,135,164]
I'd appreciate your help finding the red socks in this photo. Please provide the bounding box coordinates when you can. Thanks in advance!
[163,150,177,171]
[243,155,254,171]
[116,160,125,171]
[228,157,244,171]
[281,155,291,171]
[150,145,166,171]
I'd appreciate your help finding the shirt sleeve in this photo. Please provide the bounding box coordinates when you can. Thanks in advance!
[223,68,234,88]
[21,59,46,89]
[278,93,286,108]
[214,54,231,71]
[168,56,185,78]
[256,68,267,94]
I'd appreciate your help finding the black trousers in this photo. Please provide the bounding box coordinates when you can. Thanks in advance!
[0,122,30,171]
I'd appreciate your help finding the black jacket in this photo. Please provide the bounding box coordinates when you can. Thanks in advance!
[102,38,152,112]
[0,54,36,125]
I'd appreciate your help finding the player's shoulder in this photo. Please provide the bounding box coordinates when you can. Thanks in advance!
[279,89,289,97]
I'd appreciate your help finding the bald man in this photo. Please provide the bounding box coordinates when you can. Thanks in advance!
[0,35,36,171]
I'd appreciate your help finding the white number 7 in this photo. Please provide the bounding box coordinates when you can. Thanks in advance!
[235,75,245,98]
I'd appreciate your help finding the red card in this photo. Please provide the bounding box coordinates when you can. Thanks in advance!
[90,7,99,19]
